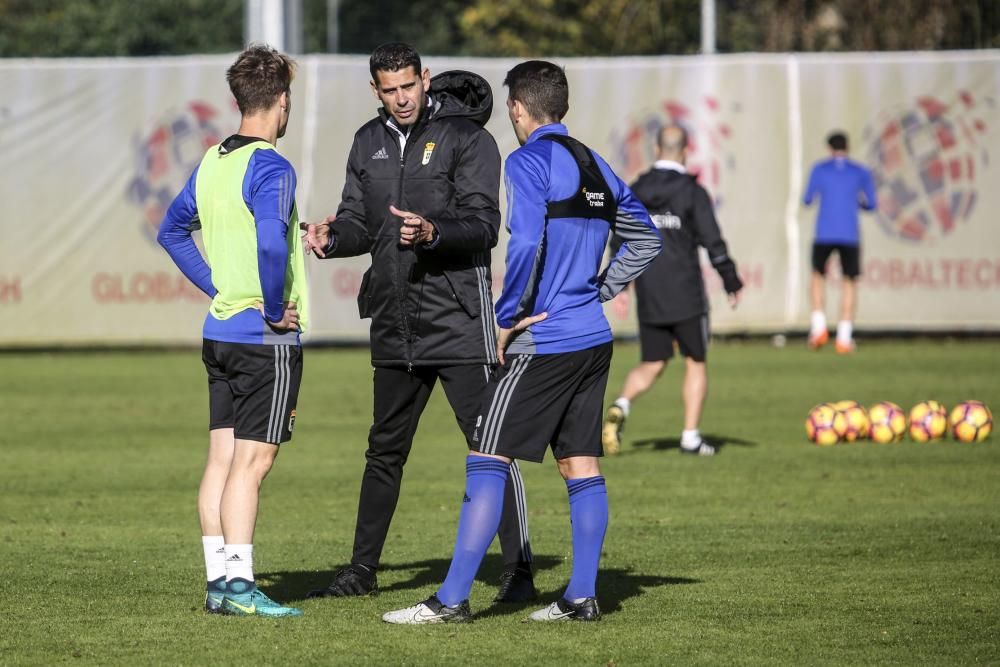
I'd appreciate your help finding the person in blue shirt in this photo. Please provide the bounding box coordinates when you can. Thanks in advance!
[803,131,877,353]
[158,45,306,618]
[382,60,662,625]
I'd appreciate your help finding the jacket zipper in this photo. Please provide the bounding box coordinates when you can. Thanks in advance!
[386,114,428,373]
[399,149,413,373]
[392,124,416,372]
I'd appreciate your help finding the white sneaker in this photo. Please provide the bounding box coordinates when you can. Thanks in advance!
[382,594,471,624]
[680,438,717,456]
[528,597,601,622]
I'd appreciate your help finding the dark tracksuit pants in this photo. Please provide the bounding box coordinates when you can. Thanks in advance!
[351,363,533,569]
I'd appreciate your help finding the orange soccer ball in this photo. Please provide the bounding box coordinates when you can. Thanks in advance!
[908,400,948,442]
[868,401,906,444]
[949,400,993,443]
[806,403,847,446]
[834,400,870,442]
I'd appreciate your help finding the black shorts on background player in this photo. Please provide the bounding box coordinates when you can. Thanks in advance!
[471,343,612,463]
[639,314,709,363]
[812,243,861,278]
[204,340,303,445]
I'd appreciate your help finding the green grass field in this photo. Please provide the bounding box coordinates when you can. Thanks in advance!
[1,340,998,665]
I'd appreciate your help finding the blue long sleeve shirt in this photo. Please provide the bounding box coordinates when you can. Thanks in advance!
[157,136,298,344]
[803,157,877,245]
[498,124,661,355]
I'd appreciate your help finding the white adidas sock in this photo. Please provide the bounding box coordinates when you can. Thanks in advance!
[225,544,254,585]
[810,310,827,336]
[202,535,226,583]
[614,398,631,417]
[836,320,853,344]
[681,429,701,448]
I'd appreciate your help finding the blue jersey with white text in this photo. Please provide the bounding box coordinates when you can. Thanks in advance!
[498,124,661,355]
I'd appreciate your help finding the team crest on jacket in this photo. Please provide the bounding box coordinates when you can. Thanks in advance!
[422,142,436,165]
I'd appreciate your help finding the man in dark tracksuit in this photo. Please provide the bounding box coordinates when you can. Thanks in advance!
[303,43,535,600]
[603,124,743,457]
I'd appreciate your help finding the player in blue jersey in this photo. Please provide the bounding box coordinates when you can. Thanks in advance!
[157,45,307,617]
[803,131,877,353]
[382,60,662,624]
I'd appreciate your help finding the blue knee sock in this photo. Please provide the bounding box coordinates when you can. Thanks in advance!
[436,455,509,607]
[564,476,608,601]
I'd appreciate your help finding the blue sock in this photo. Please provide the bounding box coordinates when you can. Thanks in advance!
[436,455,509,607]
[564,476,608,601]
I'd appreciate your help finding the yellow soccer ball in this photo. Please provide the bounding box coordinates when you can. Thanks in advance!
[949,400,993,443]
[868,401,906,444]
[806,403,847,446]
[908,400,948,442]
[834,400,870,442]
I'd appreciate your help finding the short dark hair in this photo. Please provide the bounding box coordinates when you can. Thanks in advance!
[827,131,848,151]
[370,42,422,83]
[503,60,569,123]
[226,44,295,116]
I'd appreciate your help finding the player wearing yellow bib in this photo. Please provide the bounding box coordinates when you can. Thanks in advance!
[158,45,306,618]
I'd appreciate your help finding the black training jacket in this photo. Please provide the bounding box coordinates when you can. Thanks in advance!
[326,71,501,367]
[613,168,743,324]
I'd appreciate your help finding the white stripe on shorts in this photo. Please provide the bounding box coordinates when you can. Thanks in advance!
[266,346,291,443]
[480,355,532,455]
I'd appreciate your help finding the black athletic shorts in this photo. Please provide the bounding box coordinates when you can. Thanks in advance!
[639,314,709,363]
[812,243,861,278]
[203,339,303,445]
[470,342,612,463]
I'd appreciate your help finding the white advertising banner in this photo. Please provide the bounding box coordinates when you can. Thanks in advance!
[0,51,997,346]
[797,53,1000,330]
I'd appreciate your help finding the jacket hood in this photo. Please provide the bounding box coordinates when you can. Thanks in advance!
[429,70,494,127]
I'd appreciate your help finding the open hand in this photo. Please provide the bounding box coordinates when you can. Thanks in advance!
[300,216,334,257]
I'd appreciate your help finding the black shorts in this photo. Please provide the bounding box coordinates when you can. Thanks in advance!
[812,243,861,278]
[471,343,612,463]
[639,315,709,363]
[203,340,303,445]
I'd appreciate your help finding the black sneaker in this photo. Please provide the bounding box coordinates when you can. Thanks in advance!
[680,438,716,456]
[382,594,472,624]
[493,564,538,603]
[528,597,601,622]
[306,564,378,598]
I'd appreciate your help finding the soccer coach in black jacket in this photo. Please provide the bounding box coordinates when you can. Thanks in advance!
[603,124,743,457]
[302,43,536,601]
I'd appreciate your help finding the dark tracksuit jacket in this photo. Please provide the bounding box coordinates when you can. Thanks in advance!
[614,165,743,325]
[326,70,500,368]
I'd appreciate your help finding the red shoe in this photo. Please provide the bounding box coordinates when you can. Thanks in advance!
[808,330,829,349]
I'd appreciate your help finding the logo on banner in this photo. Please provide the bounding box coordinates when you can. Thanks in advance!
[126,101,234,242]
[864,91,993,242]
[610,96,739,208]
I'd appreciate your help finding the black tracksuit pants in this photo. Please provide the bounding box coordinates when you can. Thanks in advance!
[351,363,533,569]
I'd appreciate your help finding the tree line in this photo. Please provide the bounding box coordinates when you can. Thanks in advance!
[0,0,996,57]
